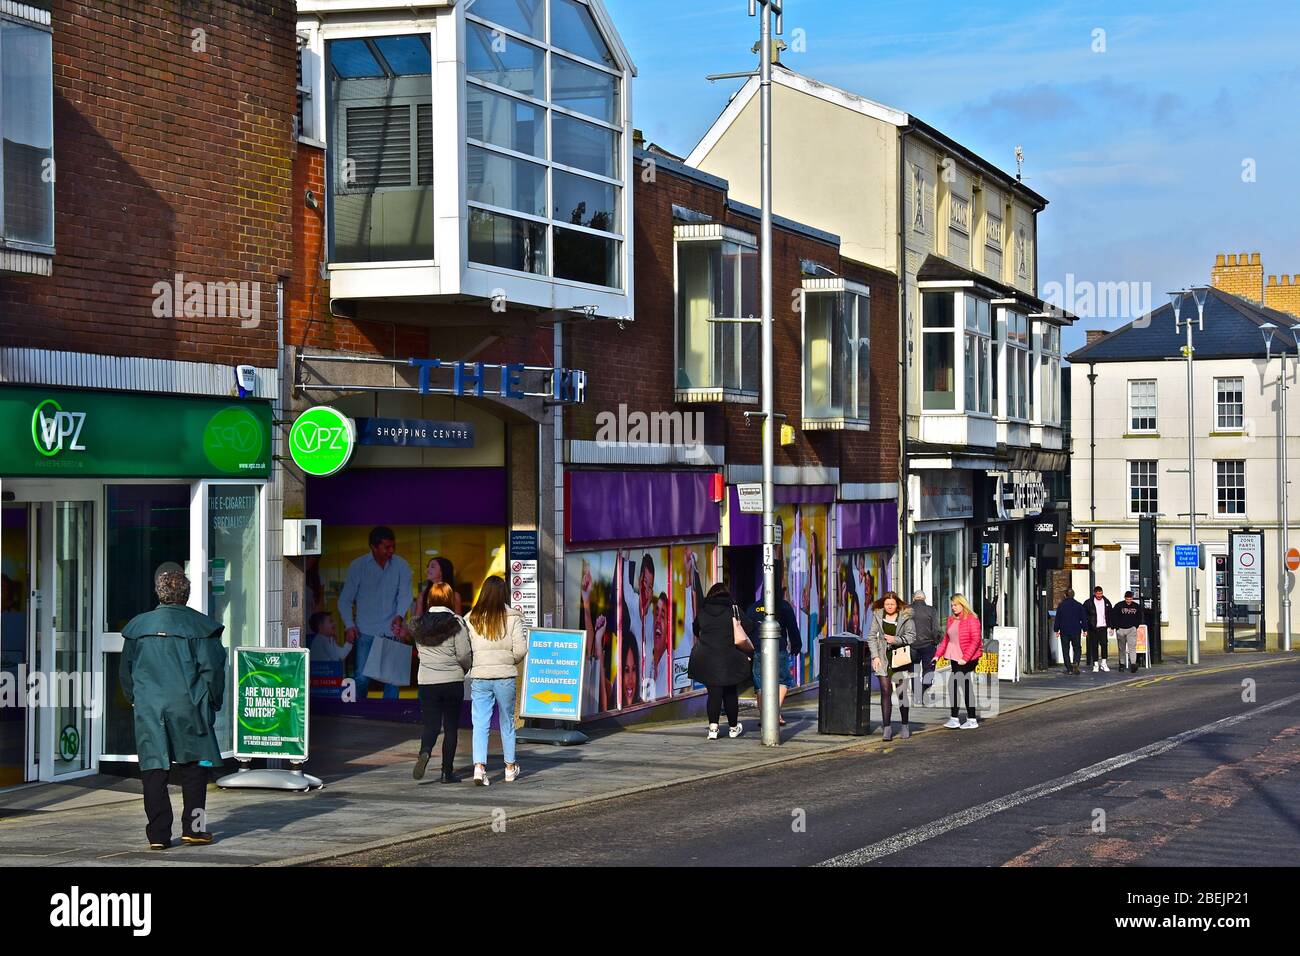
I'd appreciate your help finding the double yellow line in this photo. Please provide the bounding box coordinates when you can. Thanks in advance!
[1127,655,1299,689]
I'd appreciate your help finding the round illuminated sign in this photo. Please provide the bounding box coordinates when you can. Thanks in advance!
[289,406,355,477]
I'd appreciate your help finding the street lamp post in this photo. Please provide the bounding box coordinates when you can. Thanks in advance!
[1261,323,1295,653]
[751,0,783,746]
[1171,288,1207,665]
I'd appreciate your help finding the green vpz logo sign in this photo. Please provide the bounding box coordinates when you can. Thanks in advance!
[31,399,87,457]
[288,406,355,477]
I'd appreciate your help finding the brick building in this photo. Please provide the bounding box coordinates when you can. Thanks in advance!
[0,0,296,783]
[1209,251,1300,317]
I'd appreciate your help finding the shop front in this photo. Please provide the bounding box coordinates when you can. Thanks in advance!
[563,470,721,718]
[909,470,974,614]
[0,386,273,784]
[834,500,898,639]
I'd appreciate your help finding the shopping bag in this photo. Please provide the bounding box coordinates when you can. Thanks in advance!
[362,635,411,688]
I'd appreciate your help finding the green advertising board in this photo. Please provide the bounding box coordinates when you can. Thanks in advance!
[233,647,310,760]
[288,405,355,477]
[0,385,271,478]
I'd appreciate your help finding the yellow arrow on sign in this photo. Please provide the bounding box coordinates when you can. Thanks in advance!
[532,689,573,705]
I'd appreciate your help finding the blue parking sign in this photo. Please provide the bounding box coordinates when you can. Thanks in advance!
[520,627,587,722]
[1174,544,1201,568]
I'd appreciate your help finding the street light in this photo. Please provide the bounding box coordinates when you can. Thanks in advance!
[1260,322,1294,653]
[1170,288,1206,664]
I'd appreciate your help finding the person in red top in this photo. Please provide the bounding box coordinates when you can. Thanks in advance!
[937,594,983,729]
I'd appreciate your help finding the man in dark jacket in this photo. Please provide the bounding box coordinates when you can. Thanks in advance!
[1084,585,1114,672]
[1112,591,1144,673]
[910,591,941,688]
[748,585,802,726]
[121,569,226,849]
[1053,589,1087,675]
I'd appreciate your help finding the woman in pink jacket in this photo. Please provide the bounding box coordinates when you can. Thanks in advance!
[937,594,983,729]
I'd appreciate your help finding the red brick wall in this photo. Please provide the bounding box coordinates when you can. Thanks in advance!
[0,0,296,369]
[568,160,898,486]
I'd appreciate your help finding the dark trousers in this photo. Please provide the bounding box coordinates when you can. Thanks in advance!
[950,660,978,720]
[142,762,209,844]
[418,681,465,773]
[1059,632,1081,669]
[1086,627,1109,665]
[706,684,739,725]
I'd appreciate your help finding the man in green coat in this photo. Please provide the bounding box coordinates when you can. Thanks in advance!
[121,569,226,849]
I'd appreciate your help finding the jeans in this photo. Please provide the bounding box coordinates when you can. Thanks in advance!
[1058,631,1081,669]
[354,632,399,700]
[949,660,978,720]
[471,678,518,766]
[1086,627,1109,665]
[419,681,465,773]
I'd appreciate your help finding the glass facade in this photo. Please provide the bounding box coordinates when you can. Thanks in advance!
[803,287,870,422]
[675,237,759,393]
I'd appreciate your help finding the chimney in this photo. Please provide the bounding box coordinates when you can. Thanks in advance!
[1210,250,1264,303]
[1086,329,1107,346]
[1264,270,1300,318]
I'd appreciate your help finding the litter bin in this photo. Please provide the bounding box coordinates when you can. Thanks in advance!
[818,634,872,735]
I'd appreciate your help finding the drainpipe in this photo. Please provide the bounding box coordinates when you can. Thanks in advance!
[1088,361,1097,591]
[897,127,913,594]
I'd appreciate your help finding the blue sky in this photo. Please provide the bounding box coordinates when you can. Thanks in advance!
[604,0,1300,356]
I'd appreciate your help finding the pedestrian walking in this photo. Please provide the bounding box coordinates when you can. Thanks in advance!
[1112,591,1143,673]
[910,590,942,690]
[866,592,917,741]
[119,569,225,849]
[747,584,801,728]
[687,583,755,740]
[338,525,413,699]
[466,576,528,786]
[1053,589,1086,675]
[937,594,983,730]
[1085,585,1114,673]
[410,582,472,783]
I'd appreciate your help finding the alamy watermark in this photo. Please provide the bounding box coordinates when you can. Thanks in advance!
[1,667,104,719]
[151,273,260,328]
[595,403,707,460]
[1041,273,1153,323]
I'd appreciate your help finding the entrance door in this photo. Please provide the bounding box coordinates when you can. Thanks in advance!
[33,500,94,780]
[0,503,32,785]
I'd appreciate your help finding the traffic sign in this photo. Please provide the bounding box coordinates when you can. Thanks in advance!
[1174,544,1201,568]
[1287,548,1300,572]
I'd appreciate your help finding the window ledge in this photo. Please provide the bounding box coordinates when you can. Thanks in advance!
[1208,431,1245,438]
[298,136,327,150]
[675,387,758,405]
[803,417,871,432]
[0,246,54,277]
[1123,432,1160,439]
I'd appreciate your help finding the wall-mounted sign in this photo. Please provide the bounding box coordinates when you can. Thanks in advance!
[990,469,1046,520]
[736,483,763,514]
[509,530,539,626]
[407,359,586,404]
[916,471,974,521]
[289,406,355,477]
[354,417,475,449]
[1230,531,1263,603]
[0,386,271,478]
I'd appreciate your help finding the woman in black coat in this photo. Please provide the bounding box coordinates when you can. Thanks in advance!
[687,583,755,739]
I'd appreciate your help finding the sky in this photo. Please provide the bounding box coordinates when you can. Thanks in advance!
[603,0,1300,357]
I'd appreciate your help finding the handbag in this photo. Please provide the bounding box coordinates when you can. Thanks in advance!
[890,643,914,670]
[731,605,755,658]
[362,635,411,687]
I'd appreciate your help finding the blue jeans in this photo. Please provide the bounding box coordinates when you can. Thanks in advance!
[354,632,399,700]
[471,678,517,766]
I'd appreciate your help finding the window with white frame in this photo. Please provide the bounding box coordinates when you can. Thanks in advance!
[1129,460,1158,516]
[464,0,624,288]
[1128,379,1157,432]
[295,32,322,142]
[1005,310,1030,419]
[1215,460,1245,515]
[963,295,991,415]
[675,226,758,395]
[1214,377,1244,431]
[0,10,55,254]
[326,33,433,263]
[802,280,870,425]
[1038,323,1061,426]
[922,291,957,410]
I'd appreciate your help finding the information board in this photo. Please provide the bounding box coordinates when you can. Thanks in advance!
[1231,531,1263,603]
[519,627,586,722]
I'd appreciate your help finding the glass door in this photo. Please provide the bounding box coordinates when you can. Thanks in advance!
[0,503,33,786]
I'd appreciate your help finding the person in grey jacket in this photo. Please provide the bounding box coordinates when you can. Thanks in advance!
[910,591,941,689]
[866,592,917,741]
[466,576,529,786]
[410,582,473,783]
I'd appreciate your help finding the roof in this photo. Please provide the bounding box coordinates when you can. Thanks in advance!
[916,254,1075,322]
[1067,288,1300,364]
[686,65,1047,209]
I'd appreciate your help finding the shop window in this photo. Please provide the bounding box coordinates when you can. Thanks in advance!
[1129,460,1158,516]
[1214,460,1245,515]
[326,33,434,262]
[802,282,870,425]
[0,14,55,254]
[1215,377,1244,431]
[465,3,625,289]
[674,227,758,396]
[1128,379,1157,432]
[207,486,262,753]
[104,485,192,633]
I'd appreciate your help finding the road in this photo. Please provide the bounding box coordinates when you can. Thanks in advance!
[324,658,1300,867]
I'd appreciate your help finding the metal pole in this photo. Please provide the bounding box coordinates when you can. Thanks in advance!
[1185,314,1200,664]
[757,0,781,747]
[1281,352,1293,651]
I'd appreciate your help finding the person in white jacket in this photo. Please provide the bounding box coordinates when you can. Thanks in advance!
[466,576,528,786]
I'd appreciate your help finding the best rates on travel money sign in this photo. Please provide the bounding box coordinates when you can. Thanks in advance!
[520,628,587,722]
[233,647,310,760]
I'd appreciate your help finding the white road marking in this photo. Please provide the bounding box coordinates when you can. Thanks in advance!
[818,691,1300,867]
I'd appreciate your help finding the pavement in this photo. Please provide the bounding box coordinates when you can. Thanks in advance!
[0,653,1294,867]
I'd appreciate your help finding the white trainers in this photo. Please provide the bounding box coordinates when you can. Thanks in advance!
[504,763,520,783]
[473,764,489,787]
[1100,660,1110,672]
[707,723,720,740]
[728,722,744,738]
[944,717,962,729]
[1092,662,1100,673]
[960,718,979,730]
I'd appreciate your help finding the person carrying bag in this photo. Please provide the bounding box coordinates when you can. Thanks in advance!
[866,592,917,741]
[688,583,755,740]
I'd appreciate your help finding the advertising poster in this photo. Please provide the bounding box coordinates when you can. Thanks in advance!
[779,503,828,684]
[233,647,309,760]
[835,550,892,638]
[617,548,671,704]
[672,544,715,694]
[567,549,619,717]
